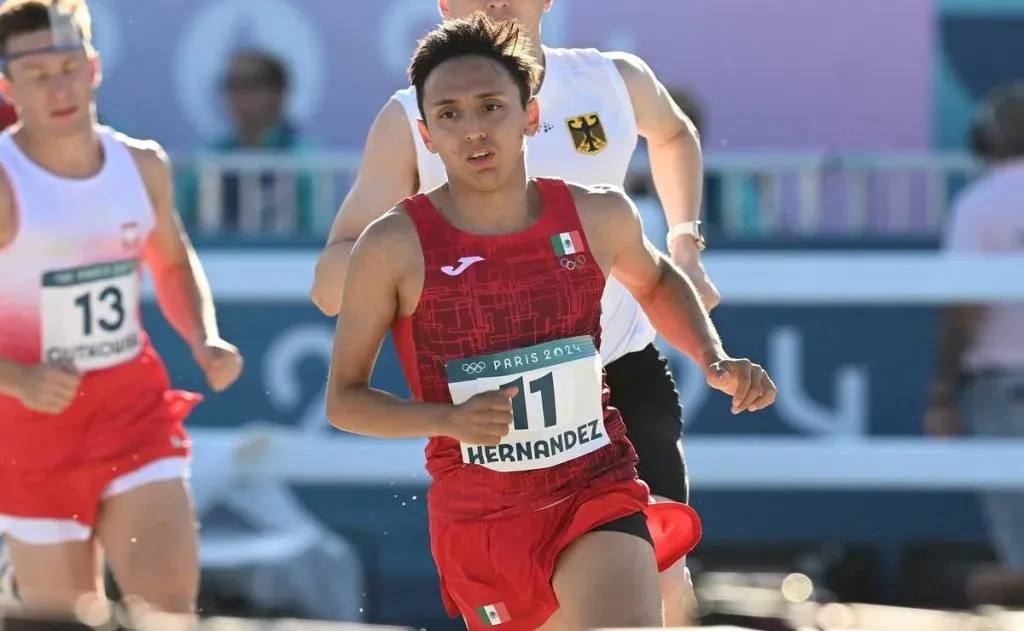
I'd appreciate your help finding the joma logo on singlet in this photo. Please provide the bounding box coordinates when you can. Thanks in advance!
[441,256,485,276]
[463,419,605,467]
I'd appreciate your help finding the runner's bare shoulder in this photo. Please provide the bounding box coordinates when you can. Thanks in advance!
[0,164,15,248]
[563,182,640,273]
[115,132,170,189]
[348,205,425,306]
[357,205,421,262]
[565,182,636,233]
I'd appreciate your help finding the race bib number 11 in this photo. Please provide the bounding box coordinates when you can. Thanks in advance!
[445,336,608,473]
[40,259,143,371]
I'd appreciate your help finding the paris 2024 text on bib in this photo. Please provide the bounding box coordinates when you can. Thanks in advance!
[446,336,608,473]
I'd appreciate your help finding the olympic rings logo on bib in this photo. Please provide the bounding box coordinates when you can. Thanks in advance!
[462,362,487,375]
[559,255,586,271]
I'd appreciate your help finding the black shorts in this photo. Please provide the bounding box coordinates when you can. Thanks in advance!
[589,511,653,547]
[606,344,689,504]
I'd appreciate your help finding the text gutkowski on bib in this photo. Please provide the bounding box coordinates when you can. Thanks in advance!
[445,336,608,473]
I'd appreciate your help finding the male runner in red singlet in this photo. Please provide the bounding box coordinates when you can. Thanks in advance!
[327,15,776,630]
[314,3,712,620]
[0,0,242,618]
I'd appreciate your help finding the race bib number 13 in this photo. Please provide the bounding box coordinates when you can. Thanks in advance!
[445,336,608,473]
[40,259,143,371]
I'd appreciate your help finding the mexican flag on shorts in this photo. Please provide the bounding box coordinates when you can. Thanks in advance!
[551,231,584,256]
[476,602,510,625]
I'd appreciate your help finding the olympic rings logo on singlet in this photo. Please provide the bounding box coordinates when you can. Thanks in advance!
[559,255,587,271]
[446,336,609,473]
[39,259,143,371]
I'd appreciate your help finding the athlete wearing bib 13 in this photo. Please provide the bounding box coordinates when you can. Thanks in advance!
[327,15,776,630]
[311,2,712,621]
[0,0,242,619]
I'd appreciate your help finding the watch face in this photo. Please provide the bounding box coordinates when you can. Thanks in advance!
[693,223,707,249]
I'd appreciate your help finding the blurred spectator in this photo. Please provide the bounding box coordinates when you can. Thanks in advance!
[627,86,759,238]
[926,82,1024,605]
[177,50,316,234]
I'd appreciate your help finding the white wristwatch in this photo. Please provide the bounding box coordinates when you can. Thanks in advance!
[666,220,706,251]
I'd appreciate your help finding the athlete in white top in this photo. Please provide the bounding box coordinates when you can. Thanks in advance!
[311,0,713,623]
[0,0,242,620]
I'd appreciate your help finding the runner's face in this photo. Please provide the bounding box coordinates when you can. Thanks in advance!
[0,29,96,135]
[439,0,551,39]
[418,55,539,191]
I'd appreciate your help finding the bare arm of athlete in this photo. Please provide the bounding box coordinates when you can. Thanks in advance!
[326,212,515,444]
[310,99,419,316]
[0,166,12,249]
[0,167,82,412]
[609,52,720,310]
[577,184,775,413]
[131,140,243,392]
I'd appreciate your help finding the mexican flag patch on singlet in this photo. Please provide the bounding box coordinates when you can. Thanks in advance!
[551,231,584,256]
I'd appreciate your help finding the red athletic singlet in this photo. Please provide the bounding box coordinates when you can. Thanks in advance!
[392,178,642,522]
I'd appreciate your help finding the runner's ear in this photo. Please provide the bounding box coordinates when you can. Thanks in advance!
[525,97,540,136]
[417,119,437,154]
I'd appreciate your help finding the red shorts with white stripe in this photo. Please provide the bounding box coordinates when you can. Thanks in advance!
[0,344,201,544]
[429,479,702,631]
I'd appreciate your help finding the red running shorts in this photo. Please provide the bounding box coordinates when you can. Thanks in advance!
[430,479,702,630]
[0,346,200,544]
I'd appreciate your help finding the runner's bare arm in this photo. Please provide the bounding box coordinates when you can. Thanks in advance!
[0,167,27,388]
[0,166,12,250]
[326,212,449,437]
[609,52,719,308]
[311,99,419,316]
[0,169,81,403]
[609,53,702,239]
[577,185,725,368]
[131,140,221,348]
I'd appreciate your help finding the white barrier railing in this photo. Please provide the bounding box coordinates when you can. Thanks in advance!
[182,251,1024,490]
[180,151,981,236]
[159,251,1024,303]
[189,429,1024,491]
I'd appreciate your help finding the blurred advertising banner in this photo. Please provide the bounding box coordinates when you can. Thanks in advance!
[92,0,932,152]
